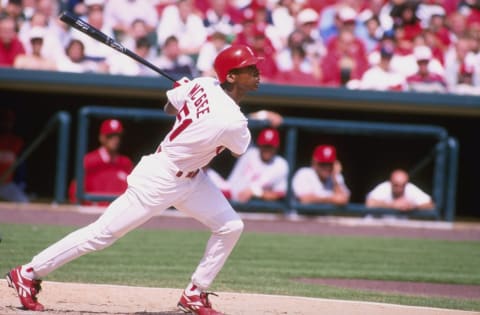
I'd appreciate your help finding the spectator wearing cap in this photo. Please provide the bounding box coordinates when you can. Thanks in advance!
[406,45,447,93]
[366,168,435,211]
[348,43,407,91]
[68,119,133,206]
[292,144,350,206]
[295,8,325,59]
[13,26,56,70]
[225,128,289,203]
[0,15,25,66]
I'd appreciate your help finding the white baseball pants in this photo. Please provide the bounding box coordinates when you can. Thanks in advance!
[26,153,243,290]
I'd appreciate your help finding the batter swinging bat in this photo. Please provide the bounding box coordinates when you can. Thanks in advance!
[58,11,177,82]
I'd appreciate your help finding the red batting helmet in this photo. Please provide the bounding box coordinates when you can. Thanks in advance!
[213,44,261,83]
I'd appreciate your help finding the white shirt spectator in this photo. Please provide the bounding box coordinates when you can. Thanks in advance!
[390,53,445,78]
[156,1,208,55]
[204,167,230,193]
[19,22,66,61]
[366,181,432,208]
[104,0,158,33]
[351,65,407,91]
[196,39,229,77]
[292,167,348,200]
[70,25,115,61]
[107,52,155,76]
[270,2,295,48]
[227,147,289,202]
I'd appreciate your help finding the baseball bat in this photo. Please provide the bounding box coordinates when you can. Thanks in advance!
[58,11,177,82]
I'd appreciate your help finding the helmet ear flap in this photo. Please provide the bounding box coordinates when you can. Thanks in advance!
[225,71,236,83]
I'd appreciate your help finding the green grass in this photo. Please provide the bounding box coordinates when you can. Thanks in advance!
[1,223,479,311]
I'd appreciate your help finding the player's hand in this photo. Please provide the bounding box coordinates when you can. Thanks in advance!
[173,77,190,88]
[333,160,342,175]
[392,198,415,211]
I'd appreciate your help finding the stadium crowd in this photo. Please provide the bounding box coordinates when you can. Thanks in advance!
[1,0,480,95]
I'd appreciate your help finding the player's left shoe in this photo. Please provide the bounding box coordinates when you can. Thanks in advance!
[5,266,44,311]
[178,290,224,315]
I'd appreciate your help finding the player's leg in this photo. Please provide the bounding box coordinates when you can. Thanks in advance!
[6,186,159,311]
[174,173,243,314]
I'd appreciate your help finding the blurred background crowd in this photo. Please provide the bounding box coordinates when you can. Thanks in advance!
[1,0,480,95]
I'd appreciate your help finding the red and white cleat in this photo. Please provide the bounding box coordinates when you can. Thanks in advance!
[6,266,44,311]
[178,290,224,315]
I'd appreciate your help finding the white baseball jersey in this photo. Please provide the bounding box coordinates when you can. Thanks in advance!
[160,77,251,172]
[26,76,252,291]
[292,167,349,198]
[366,181,432,206]
[227,147,289,201]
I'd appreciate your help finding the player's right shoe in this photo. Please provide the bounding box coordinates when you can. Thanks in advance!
[5,266,44,311]
[178,290,224,315]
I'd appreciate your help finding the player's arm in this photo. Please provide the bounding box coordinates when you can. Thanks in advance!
[163,101,178,115]
[248,110,283,127]
[164,77,191,115]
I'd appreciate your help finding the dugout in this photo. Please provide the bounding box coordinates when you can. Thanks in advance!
[0,68,477,220]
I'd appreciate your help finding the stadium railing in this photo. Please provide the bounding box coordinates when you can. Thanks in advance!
[73,106,457,221]
[0,111,71,204]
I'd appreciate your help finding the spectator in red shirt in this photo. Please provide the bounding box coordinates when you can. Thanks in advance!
[0,109,28,202]
[390,0,423,43]
[69,119,133,206]
[321,28,369,86]
[0,15,25,67]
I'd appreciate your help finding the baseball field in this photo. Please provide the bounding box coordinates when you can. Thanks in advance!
[1,203,479,315]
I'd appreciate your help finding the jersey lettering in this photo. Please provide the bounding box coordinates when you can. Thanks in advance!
[170,102,193,141]
[188,84,204,99]
[188,83,211,119]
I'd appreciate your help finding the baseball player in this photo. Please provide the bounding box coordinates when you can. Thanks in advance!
[292,144,350,205]
[227,127,289,202]
[68,119,133,206]
[6,44,261,315]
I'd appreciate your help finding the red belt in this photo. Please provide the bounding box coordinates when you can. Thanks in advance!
[157,147,199,179]
[176,169,200,178]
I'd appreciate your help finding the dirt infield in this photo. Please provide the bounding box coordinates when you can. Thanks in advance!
[1,280,479,315]
[1,202,480,315]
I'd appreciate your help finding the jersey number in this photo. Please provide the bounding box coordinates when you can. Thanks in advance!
[169,103,193,141]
